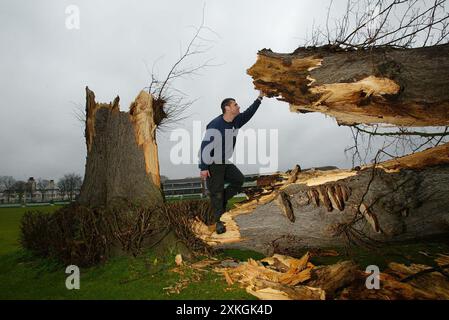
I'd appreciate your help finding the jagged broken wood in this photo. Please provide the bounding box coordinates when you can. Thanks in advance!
[247,44,449,127]
[78,87,163,208]
[212,250,449,300]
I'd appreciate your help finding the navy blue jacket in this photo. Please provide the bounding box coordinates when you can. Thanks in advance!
[198,99,261,170]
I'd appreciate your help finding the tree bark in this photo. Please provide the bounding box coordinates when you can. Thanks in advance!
[192,143,449,254]
[247,44,449,127]
[78,87,163,208]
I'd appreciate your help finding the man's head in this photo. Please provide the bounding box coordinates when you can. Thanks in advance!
[221,98,240,116]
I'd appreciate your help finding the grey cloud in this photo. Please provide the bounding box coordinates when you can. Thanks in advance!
[1,0,361,181]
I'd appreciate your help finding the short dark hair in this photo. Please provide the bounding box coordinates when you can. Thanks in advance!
[221,98,235,114]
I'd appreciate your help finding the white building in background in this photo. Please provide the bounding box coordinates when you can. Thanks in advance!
[0,177,80,204]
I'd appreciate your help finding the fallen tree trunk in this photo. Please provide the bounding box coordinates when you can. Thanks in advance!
[192,143,449,254]
[247,44,449,127]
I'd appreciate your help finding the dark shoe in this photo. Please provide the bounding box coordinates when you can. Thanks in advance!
[216,221,226,234]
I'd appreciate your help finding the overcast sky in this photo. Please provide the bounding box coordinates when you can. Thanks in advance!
[0,0,362,181]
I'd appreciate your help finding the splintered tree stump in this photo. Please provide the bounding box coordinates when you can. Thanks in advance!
[247,44,449,127]
[78,87,163,208]
[192,143,449,254]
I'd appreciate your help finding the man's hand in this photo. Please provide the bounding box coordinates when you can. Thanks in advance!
[258,90,265,99]
[200,170,210,180]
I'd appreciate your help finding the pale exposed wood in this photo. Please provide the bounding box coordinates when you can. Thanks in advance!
[307,261,359,298]
[216,252,325,300]
[340,262,449,299]
[359,203,381,234]
[287,164,301,184]
[295,169,357,186]
[376,142,449,172]
[175,254,183,266]
[245,286,292,300]
[247,44,449,127]
[275,191,295,222]
[214,252,449,300]
[308,75,400,107]
[129,91,161,187]
[436,254,449,266]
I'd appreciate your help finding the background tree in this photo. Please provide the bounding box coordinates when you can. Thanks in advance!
[0,176,16,203]
[12,181,26,204]
[57,174,82,201]
[37,178,50,202]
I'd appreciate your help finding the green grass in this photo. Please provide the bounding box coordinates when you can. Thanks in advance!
[0,248,258,300]
[1,200,448,299]
[0,205,62,255]
[0,200,256,300]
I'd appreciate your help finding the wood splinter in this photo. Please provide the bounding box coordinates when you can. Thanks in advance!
[276,191,295,222]
[359,203,381,234]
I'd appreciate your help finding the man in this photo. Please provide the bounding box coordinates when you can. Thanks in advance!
[199,91,264,234]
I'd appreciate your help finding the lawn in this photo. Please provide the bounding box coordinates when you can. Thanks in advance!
[1,201,448,299]
[0,205,61,255]
[0,199,258,300]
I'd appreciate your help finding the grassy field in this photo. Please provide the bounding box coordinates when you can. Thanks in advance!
[1,200,448,299]
[0,205,62,256]
[0,199,261,300]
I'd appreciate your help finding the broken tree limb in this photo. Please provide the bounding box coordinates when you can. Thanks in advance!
[192,143,449,253]
[247,44,449,127]
[340,262,449,300]
[211,250,449,300]
[307,261,359,299]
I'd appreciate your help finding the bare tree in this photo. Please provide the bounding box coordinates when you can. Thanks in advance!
[143,4,220,131]
[345,125,449,167]
[57,173,82,201]
[37,178,50,202]
[306,0,449,49]
[12,181,27,204]
[0,176,16,203]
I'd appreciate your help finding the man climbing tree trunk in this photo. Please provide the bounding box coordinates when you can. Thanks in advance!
[199,92,265,234]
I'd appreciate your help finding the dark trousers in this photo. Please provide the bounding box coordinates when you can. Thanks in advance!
[207,163,245,221]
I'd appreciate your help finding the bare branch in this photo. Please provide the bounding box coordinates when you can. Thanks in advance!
[143,4,220,131]
[307,0,449,49]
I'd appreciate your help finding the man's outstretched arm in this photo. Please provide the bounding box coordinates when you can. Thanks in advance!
[233,91,264,128]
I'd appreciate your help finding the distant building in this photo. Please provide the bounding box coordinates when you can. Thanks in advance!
[162,173,260,198]
[0,166,339,204]
[0,177,80,204]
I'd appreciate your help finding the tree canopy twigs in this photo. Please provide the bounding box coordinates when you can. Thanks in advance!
[144,4,220,131]
[345,125,449,167]
[314,0,448,49]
